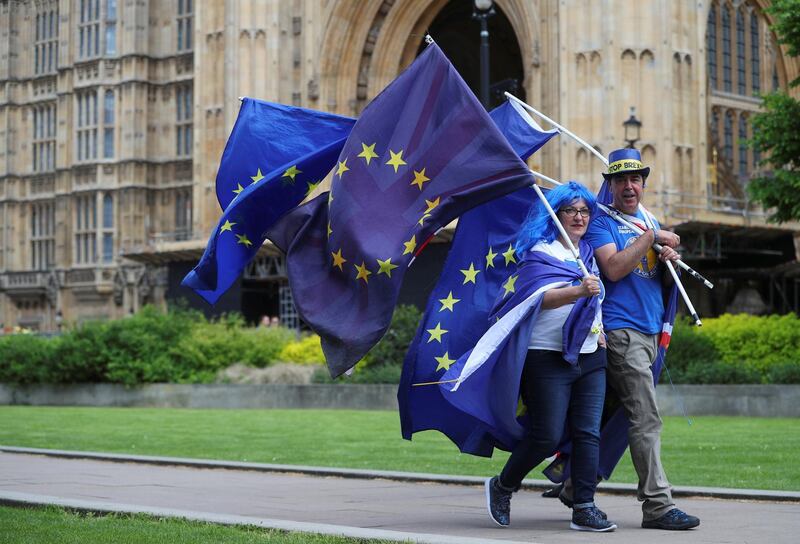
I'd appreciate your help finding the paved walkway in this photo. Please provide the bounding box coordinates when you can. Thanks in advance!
[2,449,799,544]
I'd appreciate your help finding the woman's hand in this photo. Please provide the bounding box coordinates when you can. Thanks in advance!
[578,275,601,298]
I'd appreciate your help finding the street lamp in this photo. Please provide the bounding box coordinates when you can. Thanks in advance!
[623,106,642,149]
[473,0,495,109]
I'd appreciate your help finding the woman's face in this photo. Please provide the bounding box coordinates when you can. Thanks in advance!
[557,198,591,241]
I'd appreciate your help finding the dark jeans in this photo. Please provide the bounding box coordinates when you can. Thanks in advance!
[499,348,606,506]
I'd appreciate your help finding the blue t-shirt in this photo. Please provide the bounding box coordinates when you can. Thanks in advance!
[584,209,663,335]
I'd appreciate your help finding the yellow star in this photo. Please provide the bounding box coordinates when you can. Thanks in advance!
[354,261,372,283]
[386,149,407,173]
[336,158,349,178]
[426,322,448,343]
[438,291,460,312]
[502,274,519,297]
[357,142,378,165]
[417,213,431,226]
[377,258,399,278]
[435,351,456,372]
[250,168,265,183]
[410,168,430,190]
[402,235,417,256]
[485,246,498,269]
[220,220,236,233]
[327,221,332,238]
[236,233,252,247]
[424,197,440,213]
[460,262,480,284]
[331,249,347,271]
[283,165,302,183]
[305,180,321,197]
[232,183,244,196]
[503,244,517,266]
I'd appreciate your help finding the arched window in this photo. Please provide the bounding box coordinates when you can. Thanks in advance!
[722,5,732,92]
[751,13,760,93]
[103,90,114,158]
[707,5,717,90]
[724,111,733,162]
[738,115,748,179]
[736,9,746,94]
[706,2,788,199]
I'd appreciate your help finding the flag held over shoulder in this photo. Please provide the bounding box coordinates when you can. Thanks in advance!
[267,42,535,378]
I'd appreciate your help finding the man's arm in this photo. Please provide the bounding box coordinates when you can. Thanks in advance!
[594,229,656,282]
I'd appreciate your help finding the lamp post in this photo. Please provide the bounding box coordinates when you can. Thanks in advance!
[623,106,642,148]
[473,0,495,109]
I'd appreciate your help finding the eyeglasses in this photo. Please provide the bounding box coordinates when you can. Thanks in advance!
[559,207,591,218]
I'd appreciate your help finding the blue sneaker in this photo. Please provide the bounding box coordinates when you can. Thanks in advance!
[571,506,617,532]
[558,491,608,520]
[642,508,700,530]
[485,476,512,527]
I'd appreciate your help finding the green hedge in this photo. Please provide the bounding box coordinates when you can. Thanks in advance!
[665,313,800,384]
[2,307,798,385]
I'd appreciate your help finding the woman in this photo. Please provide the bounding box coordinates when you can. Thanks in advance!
[484,181,616,532]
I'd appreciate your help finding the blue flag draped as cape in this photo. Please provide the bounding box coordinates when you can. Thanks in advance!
[267,43,535,377]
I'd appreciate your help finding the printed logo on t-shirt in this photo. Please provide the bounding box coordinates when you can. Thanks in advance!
[624,236,658,278]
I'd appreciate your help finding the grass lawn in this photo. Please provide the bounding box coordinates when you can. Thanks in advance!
[0,505,393,544]
[0,406,797,491]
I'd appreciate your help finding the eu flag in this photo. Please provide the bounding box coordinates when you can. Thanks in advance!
[398,100,558,455]
[182,99,355,303]
[268,43,534,377]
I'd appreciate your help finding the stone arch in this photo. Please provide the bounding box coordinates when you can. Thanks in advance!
[317,0,542,115]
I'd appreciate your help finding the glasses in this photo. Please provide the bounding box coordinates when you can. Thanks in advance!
[559,207,591,218]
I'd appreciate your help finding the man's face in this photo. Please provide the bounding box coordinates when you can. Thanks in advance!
[611,173,645,214]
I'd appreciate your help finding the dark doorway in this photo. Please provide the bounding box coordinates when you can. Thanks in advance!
[418,1,525,109]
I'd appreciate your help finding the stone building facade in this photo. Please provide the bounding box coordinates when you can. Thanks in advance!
[1,0,799,332]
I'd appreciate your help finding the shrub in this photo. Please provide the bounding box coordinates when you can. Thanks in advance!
[277,334,324,365]
[363,305,422,368]
[0,334,58,384]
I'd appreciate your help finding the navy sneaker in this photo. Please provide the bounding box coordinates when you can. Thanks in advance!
[558,491,607,520]
[571,506,617,532]
[642,508,700,530]
[485,476,512,527]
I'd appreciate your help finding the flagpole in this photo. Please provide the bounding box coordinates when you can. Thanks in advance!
[530,170,702,326]
[507,93,713,291]
[530,171,712,288]
[531,183,592,278]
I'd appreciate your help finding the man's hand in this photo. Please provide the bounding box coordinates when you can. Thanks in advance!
[658,245,681,263]
[656,229,680,248]
[578,275,601,298]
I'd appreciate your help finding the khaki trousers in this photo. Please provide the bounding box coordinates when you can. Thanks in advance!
[606,328,675,520]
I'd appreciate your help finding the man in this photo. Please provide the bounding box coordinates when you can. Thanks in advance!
[565,148,700,530]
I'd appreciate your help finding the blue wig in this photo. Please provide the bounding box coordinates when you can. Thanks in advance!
[515,181,598,255]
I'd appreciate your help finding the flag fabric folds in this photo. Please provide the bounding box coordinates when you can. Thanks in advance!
[182,99,355,304]
[398,100,558,456]
[266,43,535,377]
[215,99,355,211]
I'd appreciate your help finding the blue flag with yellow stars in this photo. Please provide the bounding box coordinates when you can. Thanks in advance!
[182,99,355,303]
[267,43,535,378]
[397,99,558,456]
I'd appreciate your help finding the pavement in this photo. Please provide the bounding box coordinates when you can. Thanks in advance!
[1,447,799,544]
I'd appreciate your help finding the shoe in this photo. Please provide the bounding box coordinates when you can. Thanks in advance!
[642,508,700,530]
[485,476,512,527]
[558,491,607,520]
[570,506,617,532]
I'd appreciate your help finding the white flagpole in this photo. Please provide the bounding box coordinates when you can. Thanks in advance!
[530,170,703,326]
